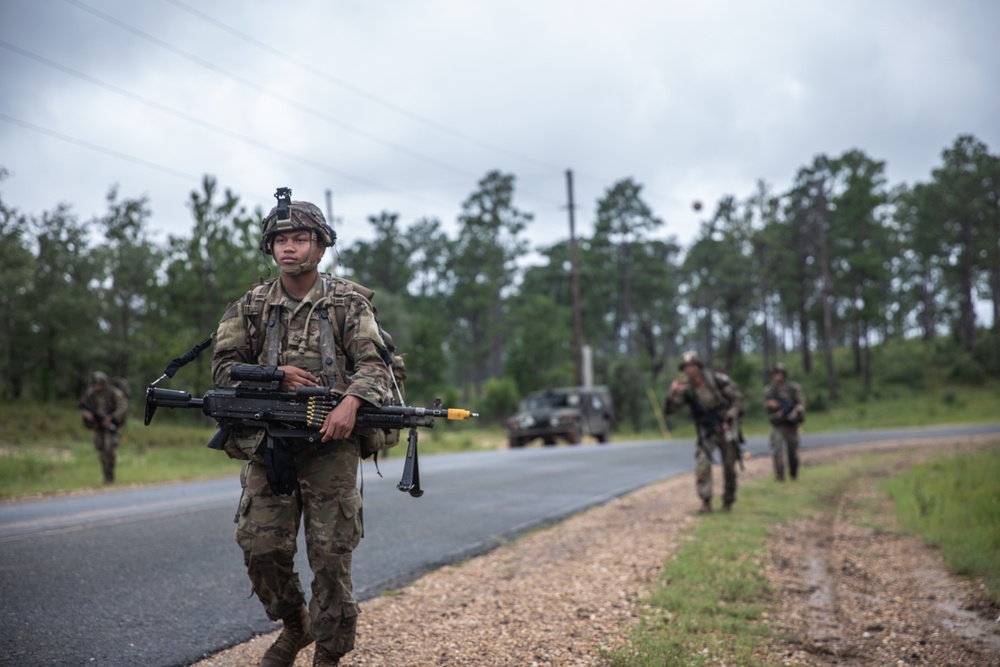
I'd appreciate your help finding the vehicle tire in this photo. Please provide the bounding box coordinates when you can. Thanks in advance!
[596,431,609,444]
[542,436,557,446]
[565,426,581,444]
[509,436,525,448]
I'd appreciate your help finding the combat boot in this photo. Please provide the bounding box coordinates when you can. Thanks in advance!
[722,500,733,513]
[260,604,313,667]
[313,644,342,666]
[699,498,712,514]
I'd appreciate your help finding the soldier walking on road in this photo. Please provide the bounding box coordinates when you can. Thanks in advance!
[212,190,392,667]
[79,371,129,484]
[764,362,806,481]
[663,351,745,513]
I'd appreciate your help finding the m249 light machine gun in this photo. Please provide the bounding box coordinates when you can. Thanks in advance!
[145,361,477,497]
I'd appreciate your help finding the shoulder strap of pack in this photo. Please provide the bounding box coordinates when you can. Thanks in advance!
[244,278,279,361]
[314,275,377,388]
[322,275,376,338]
[704,370,727,406]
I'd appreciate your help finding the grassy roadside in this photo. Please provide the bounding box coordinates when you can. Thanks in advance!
[607,443,1000,667]
[882,448,1000,600]
[3,376,999,501]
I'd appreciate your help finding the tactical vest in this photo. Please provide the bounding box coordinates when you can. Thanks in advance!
[692,370,727,411]
[240,274,376,395]
[238,274,405,458]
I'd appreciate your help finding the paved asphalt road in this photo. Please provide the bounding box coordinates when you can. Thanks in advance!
[1,424,998,666]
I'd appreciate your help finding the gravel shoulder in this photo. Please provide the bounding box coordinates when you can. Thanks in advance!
[192,436,1000,667]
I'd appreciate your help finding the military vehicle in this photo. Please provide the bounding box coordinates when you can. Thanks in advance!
[505,386,614,448]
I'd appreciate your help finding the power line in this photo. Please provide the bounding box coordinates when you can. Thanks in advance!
[0,112,199,181]
[62,0,480,181]
[164,0,562,174]
[0,39,442,207]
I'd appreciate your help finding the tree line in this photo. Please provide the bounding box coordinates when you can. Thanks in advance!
[1,133,998,429]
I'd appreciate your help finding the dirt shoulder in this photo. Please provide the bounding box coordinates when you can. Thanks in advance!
[193,436,1000,667]
[763,438,1000,666]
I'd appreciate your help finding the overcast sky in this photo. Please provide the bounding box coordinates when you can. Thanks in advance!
[1,0,998,255]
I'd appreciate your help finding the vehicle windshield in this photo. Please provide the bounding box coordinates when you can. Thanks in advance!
[522,392,579,411]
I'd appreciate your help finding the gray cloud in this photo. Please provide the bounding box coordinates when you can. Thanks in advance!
[1,0,997,252]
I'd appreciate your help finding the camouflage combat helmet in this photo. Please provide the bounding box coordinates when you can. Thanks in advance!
[259,196,336,256]
[772,362,789,376]
[90,371,109,385]
[677,351,703,371]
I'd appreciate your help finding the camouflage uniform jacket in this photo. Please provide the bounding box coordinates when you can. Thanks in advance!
[663,370,744,426]
[212,273,392,459]
[764,380,806,425]
[79,385,129,427]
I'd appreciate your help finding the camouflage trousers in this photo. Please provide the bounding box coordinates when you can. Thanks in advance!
[769,424,800,480]
[694,431,738,505]
[235,438,363,658]
[92,429,120,483]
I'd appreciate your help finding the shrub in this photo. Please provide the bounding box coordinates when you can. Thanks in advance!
[949,354,986,385]
[884,366,926,388]
[478,377,520,423]
[973,331,1000,375]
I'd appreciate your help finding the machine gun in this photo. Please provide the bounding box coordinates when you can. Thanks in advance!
[82,410,118,433]
[776,397,804,424]
[145,362,477,497]
[687,394,746,471]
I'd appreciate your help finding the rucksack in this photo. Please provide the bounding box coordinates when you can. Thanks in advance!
[111,376,131,399]
[241,274,407,460]
[110,376,131,426]
[359,332,407,461]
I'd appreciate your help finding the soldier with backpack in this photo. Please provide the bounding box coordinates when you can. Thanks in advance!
[663,351,745,514]
[764,362,806,481]
[79,371,129,484]
[211,190,393,667]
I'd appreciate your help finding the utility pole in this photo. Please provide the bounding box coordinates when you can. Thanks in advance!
[325,188,337,275]
[566,170,584,386]
[325,189,334,229]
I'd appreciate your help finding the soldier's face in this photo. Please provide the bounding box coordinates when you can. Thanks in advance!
[681,364,700,380]
[273,230,325,266]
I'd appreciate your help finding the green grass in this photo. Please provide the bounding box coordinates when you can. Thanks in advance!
[881,447,1000,600]
[0,440,243,498]
[605,446,1000,666]
[0,402,243,498]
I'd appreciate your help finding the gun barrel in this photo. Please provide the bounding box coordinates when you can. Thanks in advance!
[357,405,478,421]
